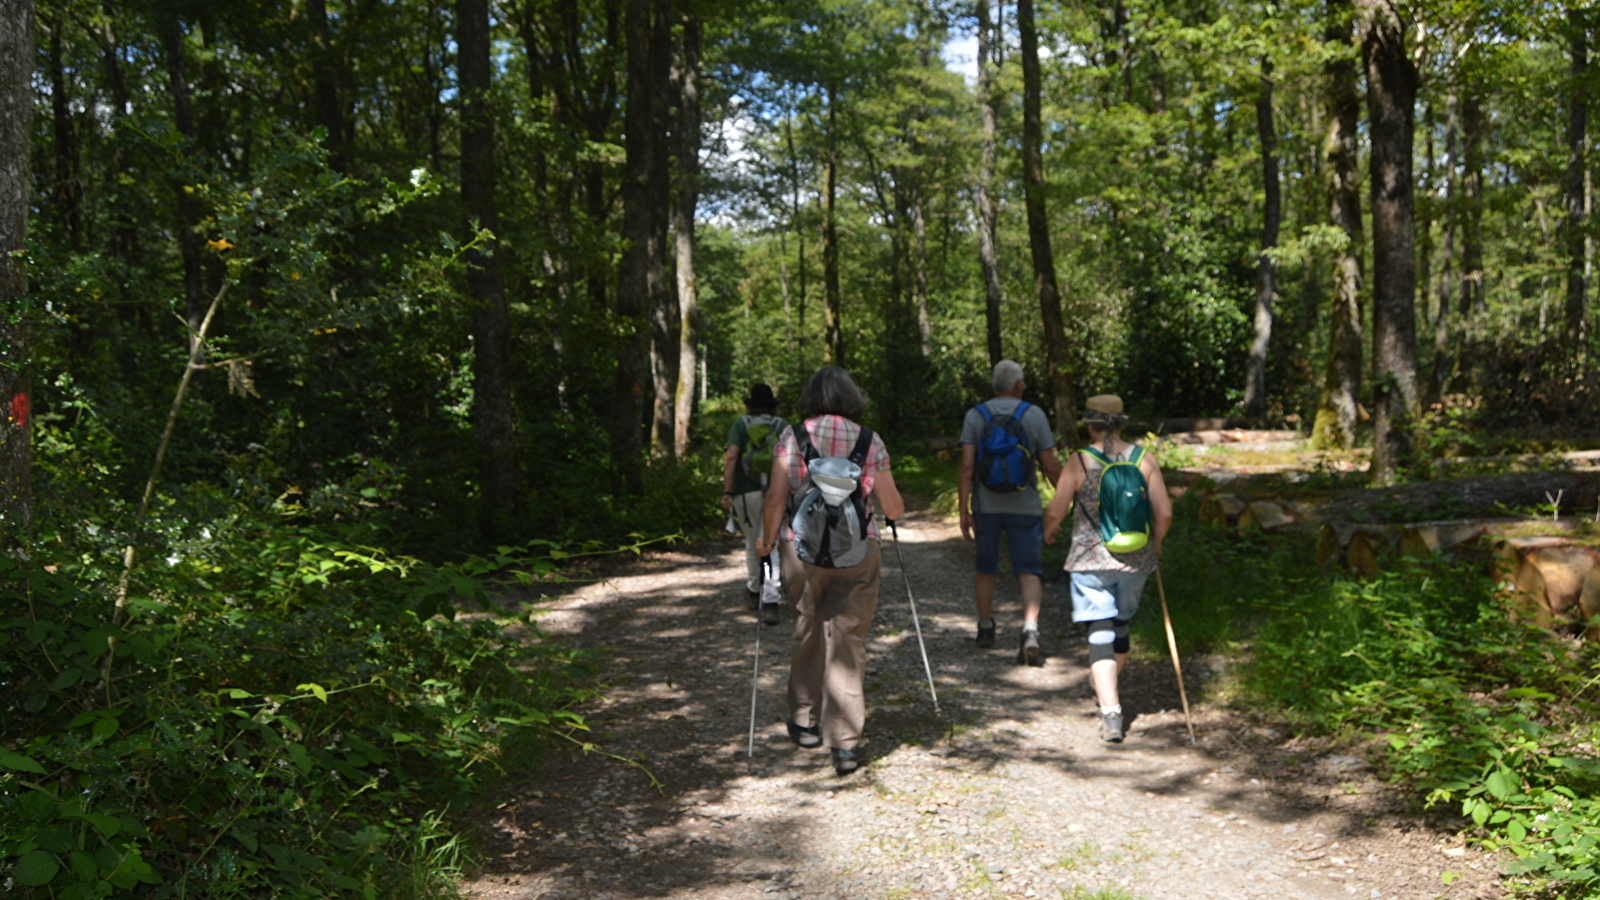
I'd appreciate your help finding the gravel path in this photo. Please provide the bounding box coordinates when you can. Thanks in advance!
[462,509,1505,900]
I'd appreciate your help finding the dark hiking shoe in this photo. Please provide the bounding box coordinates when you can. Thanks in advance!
[975,620,996,649]
[1018,628,1043,667]
[831,747,867,776]
[1100,709,1125,743]
[761,601,781,626]
[786,719,822,749]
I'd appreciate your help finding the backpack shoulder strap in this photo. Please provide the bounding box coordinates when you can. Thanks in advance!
[1082,445,1112,466]
[975,403,993,423]
[795,421,818,462]
[846,427,875,466]
[1128,445,1146,465]
[1014,401,1031,418]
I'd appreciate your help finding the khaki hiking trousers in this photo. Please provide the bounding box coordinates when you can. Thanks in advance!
[786,540,882,751]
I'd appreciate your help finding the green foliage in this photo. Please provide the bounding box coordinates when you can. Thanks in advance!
[0,508,608,898]
[1224,551,1600,890]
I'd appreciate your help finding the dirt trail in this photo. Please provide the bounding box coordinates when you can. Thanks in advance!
[463,509,1504,900]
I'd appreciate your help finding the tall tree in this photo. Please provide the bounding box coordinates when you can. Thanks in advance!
[821,85,843,365]
[672,12,701,458]
[975,0,1005,366]
[648,0,676,451]
[0,0,31,540]
[614,0,661,490]
[1459,88,1485,318]
[1244,56,1280,420]
[1018,0,1076,438]
[1565,8,1590,346]
[161,21,208,354]
[1360,0,1419,484]
[307,0,347,169]
[459,0,524,531]
[1311,0,1364,451]
[1431,90,1458,399]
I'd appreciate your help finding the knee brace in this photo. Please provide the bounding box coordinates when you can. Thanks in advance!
[1112,617,1131,655]
[1086,619,1117,664]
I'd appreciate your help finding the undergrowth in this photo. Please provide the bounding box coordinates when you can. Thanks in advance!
[0,509,640,898]
[1152,502,1600,894]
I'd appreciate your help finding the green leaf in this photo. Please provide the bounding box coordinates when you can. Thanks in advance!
[1506,819,1528,843]
[1485,768,1517,802]
[15,850,60,886]
[296,682,329,703]
[86,812,122,837]
[0,749,47,774]
[91,717,119,741]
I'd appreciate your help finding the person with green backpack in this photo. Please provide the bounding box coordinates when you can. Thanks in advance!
[723,384,788,624]
[1042,395,1173,743]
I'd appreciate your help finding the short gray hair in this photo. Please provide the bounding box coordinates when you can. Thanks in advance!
[992,360,1025,395]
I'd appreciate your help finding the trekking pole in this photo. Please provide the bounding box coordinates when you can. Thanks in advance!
[747,557,769,759]
[886,519,940,714]
[1154,567,1196,745]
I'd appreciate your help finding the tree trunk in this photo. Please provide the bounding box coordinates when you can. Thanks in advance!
[1018,0,1077,442]
[671,13,700,459]
[161,21,208,356]
[1360,0,1420,486]
[1459,89,1485,318]
[307,0,345,169]
[1566,11,1589,347]
[1244,58,1280,420]
[822,87,843,366]
[459,0,523,533]
[1311,0,1364,451]
[0,0,32,541]
[648,0,676,451]
[976,0,1005,367]
[912,196,932,359]
[614,0,657,491]
[1432,91,1457,399]
[784,106,807,335]
[47,15,81,248]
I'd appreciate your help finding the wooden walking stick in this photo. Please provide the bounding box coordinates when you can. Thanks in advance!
[1155,568,1196,745]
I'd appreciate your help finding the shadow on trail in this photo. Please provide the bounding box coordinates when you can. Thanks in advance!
[464,510,1394,898]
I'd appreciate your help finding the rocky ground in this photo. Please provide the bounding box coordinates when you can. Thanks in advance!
[460,508,1507,900]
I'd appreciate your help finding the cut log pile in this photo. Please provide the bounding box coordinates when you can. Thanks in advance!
[1495,536,1600,638]
[1197,469,1600,637]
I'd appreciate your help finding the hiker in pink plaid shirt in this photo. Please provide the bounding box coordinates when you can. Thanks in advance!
[759,367,904,776]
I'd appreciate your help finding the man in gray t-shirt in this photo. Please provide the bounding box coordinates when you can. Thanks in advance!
[958,360,1062,665]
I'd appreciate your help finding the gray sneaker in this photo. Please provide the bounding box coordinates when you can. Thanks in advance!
[1100,709,1125,743]
[1018,628,1042,666]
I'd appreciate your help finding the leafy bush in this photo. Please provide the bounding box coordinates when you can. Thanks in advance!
[1242,556,1600,891]
[0,513,600,898]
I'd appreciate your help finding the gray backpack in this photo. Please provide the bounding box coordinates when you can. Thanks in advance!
[789,423,876,569]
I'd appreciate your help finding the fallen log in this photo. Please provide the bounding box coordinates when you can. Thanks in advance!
[1317,471,1600,527]
[1316,522,1393,574]
[1237,500,1301,532]
[1198,494,1248,529]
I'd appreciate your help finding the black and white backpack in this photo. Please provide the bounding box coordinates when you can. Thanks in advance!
[789,422,875,568]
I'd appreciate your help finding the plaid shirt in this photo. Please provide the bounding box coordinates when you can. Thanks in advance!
[774,415,892,541]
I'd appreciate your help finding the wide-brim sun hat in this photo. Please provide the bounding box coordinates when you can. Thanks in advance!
[1080,394,1129,427]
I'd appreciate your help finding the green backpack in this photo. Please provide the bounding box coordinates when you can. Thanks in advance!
[1082,445,1152,553]
[740,415,781,485]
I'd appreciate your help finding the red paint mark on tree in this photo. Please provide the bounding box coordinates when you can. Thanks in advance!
[8,393,28,430]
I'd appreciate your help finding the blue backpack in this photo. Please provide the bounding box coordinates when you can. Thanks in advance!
[974,401,1036,493]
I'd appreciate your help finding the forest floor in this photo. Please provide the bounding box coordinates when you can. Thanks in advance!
[461,504,1508,900]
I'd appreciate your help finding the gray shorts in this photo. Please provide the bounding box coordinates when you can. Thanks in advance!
[1069,570,1149,623]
